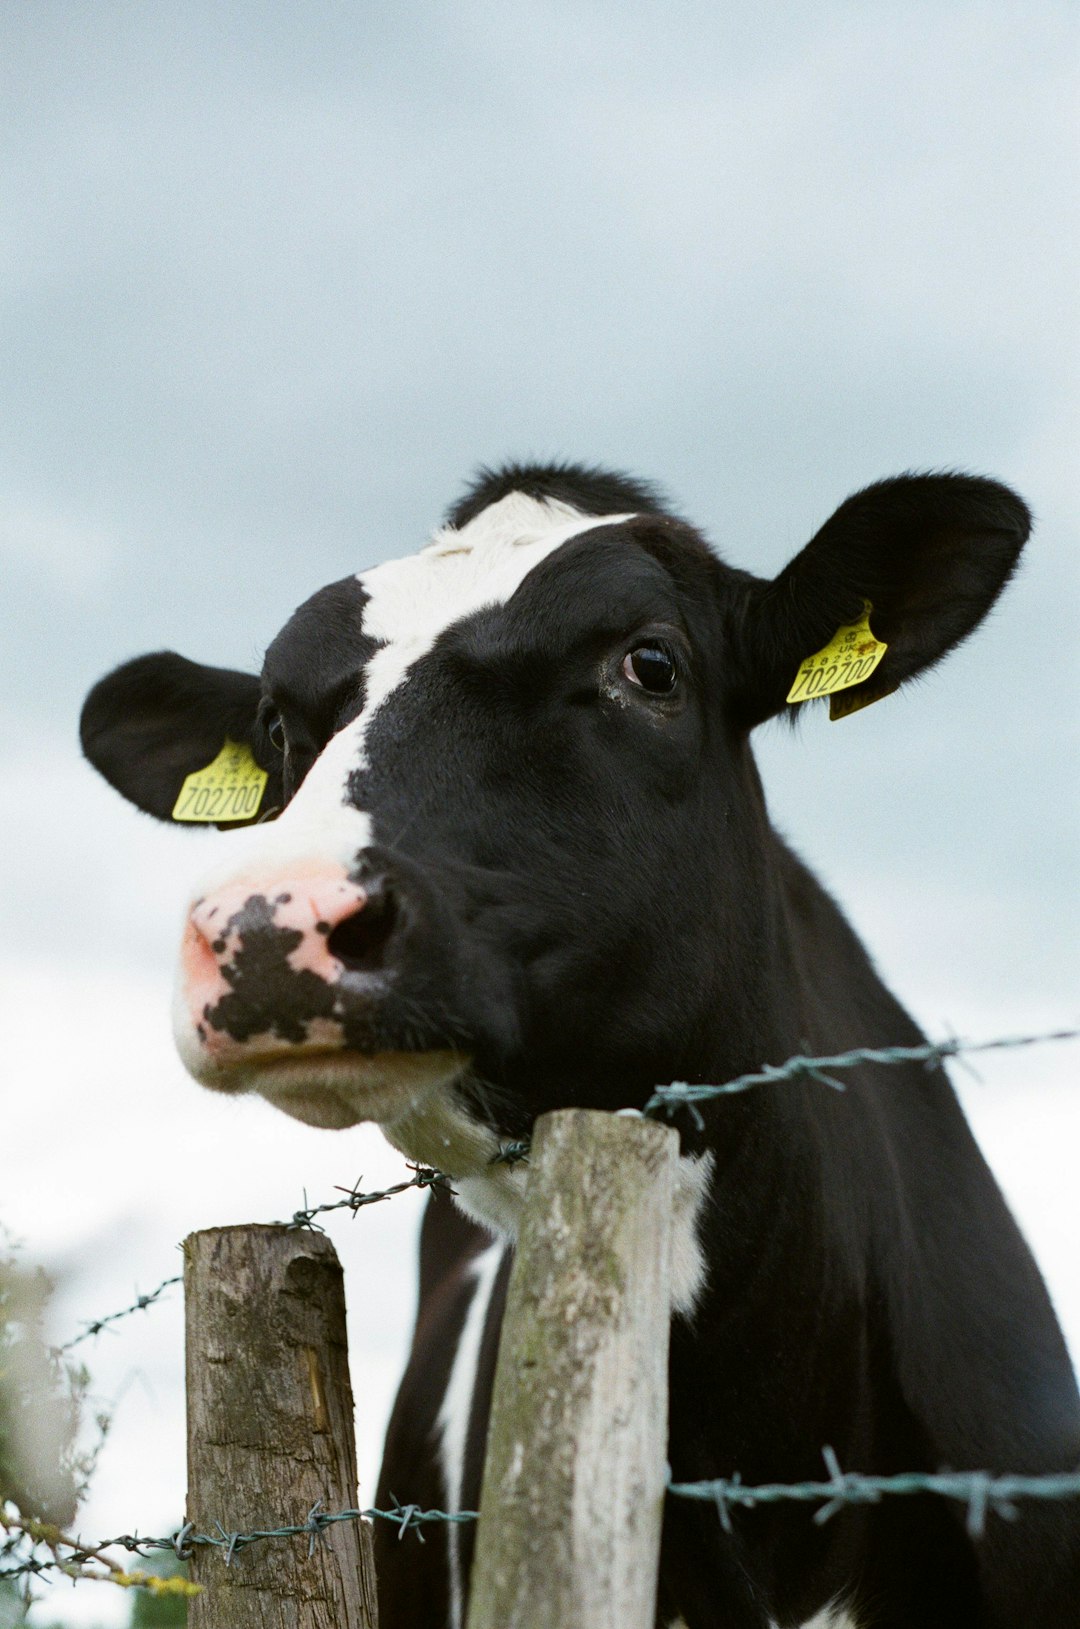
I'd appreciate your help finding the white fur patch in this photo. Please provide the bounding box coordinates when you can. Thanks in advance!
[351,493,633,790]
[179,496,631,893]
[175,712,376,902]
[669,1150,714,1317]
[438,1240,504,1629]
[417,1133,713,1318]
[174,493,633,1086]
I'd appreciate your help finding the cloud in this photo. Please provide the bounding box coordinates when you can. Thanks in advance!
[0,499,118,596]
[2,5,1077,1619]
[0,719,210,974]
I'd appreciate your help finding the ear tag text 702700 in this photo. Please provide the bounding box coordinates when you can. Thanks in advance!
[172,740,268,823]
[785,600,888,720]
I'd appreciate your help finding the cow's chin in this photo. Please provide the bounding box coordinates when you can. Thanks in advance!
[181,1043,470,1131]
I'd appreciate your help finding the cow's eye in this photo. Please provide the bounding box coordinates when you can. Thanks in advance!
[266,713,286,752]
[622,644,677,694]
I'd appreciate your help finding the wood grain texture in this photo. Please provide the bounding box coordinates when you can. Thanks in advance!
[184,1224,377,1628]
[466,1110,678,1629]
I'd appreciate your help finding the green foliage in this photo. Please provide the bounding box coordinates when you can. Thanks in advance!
[0,1559,189,1627]
[128,1552,189,1626]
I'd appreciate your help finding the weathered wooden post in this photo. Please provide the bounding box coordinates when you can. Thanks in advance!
[184,1224,378,1627]
[466,1109,678,1629]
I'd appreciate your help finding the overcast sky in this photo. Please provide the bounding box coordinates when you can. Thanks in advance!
[2,4,1078,1623]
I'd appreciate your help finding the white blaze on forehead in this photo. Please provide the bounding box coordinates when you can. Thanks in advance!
[182,495,635,905]
[354,492,634,774]
[184,494,633,899]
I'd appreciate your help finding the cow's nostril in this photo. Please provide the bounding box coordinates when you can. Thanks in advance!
[326,889,398,974]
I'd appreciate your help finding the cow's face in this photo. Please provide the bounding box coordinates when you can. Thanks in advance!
[169,494,755,1154]
[81,466,1028,1199]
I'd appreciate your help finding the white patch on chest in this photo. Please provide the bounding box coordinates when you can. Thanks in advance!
[398,1102,715,1319]
[438,1240,504,1629]
[426,1136,714,1629]
[668,1148,714,1316]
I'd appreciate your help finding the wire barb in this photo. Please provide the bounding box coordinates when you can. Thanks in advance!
[303,1501,329,1558]
[666,1457,1080,1539]
[489,1139,531,1166]
[52,1274,184,1357]
[642,1029,1080,1118]
[287,1163,457,1231]
[9,1457,1080,1591]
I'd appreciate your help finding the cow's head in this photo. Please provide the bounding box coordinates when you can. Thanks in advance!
[81,464,1027,1215]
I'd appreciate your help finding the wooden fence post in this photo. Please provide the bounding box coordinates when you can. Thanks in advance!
[184,1224,378,1628]
[466,1109,678,1629]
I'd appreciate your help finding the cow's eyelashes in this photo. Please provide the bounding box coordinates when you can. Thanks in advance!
[622,643,678,695]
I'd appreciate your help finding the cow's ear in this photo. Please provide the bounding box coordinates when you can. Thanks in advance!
[80,652,283,826]
[727,474,1030,729]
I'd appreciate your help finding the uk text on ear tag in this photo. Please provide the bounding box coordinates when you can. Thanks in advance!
[785,599,888,713]
[172,740,268,823]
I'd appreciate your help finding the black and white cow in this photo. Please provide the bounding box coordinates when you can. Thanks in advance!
[81,464,1079,1628]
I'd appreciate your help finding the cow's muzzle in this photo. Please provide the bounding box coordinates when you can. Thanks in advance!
[173,856,467,1127]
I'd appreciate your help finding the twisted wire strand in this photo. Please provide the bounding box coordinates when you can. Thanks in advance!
[643,1028,1080,1120]
[668,1448,1080,1540]
[52,1274,184,1356]
[9,1458,1080,1588]
[48,1031,1079,1355]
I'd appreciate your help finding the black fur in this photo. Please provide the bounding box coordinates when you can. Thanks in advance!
[80,463,1076,1628]
[446,459,676,528]
[80,652,282,825]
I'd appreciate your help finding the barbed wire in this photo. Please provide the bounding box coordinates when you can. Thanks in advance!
[19,1023,1076,1595]
[47,1165,459,1360]
[0,1498,476,1588]
[643,1028,1080,1121]
[52,1274,184,1357]
[284,1162,457,1231]
[47,1029,1077,1356]
[0,1511,200,1597]
[171,1497,480,1563]
[489,1139,531,1166]
[667,1447,1080,1540]
[8,1450,1080,1589]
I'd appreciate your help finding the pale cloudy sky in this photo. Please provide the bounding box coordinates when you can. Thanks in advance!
[1,4,1077,1623]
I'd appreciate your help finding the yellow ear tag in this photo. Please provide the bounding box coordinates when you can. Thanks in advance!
[171,740,268,823]
[785,599,888,717]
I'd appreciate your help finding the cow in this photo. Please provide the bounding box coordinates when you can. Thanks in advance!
[80,463,1079,1628]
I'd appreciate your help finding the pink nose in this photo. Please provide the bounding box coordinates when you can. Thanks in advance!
[181,867,369,1051]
